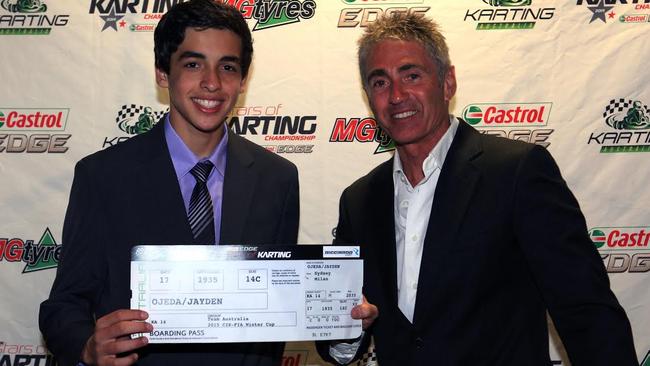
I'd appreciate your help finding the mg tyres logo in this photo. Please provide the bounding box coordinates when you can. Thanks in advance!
[227,104,316,155]
[0,108,70,153]
[464,0,555,30]
[223,0,317,31]
[0,228,61,273]
[576,0,650,24]
[329,117,395,154]
[338,0,429,28]
[590,226,650,273]
[461,103,554,147]
[587,98,650,153]
[103,104,166,148]
[0,0,69,35]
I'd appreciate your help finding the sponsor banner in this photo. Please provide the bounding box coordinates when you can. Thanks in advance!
[461,103,554,147]
[281,350,309,366]
[586,99,650,153]
[227,104,317,154]
[0,108,70,153]
[223,0,317,31]
[464,0,555,30]
[337,0,429,28]
[329,117,394,153]
[576,0,650,24]
[589,226,650,273]
[0,228,61,273]
[0,0,69,35]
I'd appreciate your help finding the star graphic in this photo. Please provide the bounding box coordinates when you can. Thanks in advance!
[119,20,127,28]
[588,0,614,23]
[608,11,616,19]
[100,7,125,31]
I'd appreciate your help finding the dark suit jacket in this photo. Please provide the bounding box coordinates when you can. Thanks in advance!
[39,120,299,366]
[330,120,637,365]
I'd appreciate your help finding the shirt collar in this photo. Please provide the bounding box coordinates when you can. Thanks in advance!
[164,114,228,181]
[393,115,459,186]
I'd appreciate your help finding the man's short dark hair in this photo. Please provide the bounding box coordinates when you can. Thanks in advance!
[154,0,253,77]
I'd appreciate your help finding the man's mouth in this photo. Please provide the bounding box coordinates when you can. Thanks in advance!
[193,98,222,110]
[392,110,417,119]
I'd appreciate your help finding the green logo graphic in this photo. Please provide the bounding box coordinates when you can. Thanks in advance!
[589,229,607,248]
[22,227,60,273]
[463,106,483,125]
[606,100,650,130]
[0,111,5,128]
[0,0,46,13]
[116,105,166,135]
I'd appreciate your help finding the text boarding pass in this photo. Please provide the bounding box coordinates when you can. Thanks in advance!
[130,245,362,343]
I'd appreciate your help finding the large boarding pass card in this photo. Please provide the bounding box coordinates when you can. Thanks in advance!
[130,245,362,343]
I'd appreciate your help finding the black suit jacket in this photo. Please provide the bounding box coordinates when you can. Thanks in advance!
[331,120,636,365]
[39,120,299,366]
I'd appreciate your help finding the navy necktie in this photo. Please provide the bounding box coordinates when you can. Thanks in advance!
[188,161,215,244]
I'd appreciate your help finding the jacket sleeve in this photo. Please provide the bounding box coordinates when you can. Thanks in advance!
[39,159,107,366]
[512,145,637,365]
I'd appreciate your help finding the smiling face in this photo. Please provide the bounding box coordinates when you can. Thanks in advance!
[156,27,246,153]
[363,39,456,152]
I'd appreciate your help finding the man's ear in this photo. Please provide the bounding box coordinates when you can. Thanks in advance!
[443,65,457,103]
[155,68,169,88]
[239,75,247,93]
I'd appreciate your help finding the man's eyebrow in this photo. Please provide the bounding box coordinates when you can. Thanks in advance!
[366,69,387,83]
[398,64,421,72]
[177,51,205,60]
[220,55,241,64]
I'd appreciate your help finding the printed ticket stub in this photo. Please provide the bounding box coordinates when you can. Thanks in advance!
[130,245,362,343]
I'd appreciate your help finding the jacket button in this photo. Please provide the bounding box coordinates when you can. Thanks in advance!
[415,337,424,349]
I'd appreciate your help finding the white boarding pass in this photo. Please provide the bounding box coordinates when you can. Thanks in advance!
[130,245,362,343]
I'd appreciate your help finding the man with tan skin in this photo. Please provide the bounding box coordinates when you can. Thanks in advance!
[39,1,298,365]
[323,12,637,366]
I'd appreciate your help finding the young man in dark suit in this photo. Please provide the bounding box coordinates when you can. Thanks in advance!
[39,1,299,365]
[324,12,637,366]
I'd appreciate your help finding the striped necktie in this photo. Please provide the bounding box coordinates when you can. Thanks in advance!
[188,161,215,244]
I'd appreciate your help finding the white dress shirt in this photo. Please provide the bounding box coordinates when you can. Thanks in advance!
[393,117,458,322]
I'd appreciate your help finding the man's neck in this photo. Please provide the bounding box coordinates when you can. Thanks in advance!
[396,119,450,186]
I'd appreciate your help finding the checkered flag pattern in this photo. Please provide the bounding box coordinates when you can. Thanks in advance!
[603,99,650,118]
[116,104,167,123]
[355,340,378,366]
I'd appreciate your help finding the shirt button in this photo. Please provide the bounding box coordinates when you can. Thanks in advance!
[401,200,409,208]
[411,235,418,242]
[412,283,418,290]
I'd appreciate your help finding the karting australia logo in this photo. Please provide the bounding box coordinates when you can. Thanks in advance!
[0,228,62,273]
[0,108,70,153]
[461,102,554,147]
[223,0,317,31]
[590,226,650,273]
[227,103,316,155]
[102,104,166,148]
[464,0,555,30]
[337,0,429,28]
[587,98,650,153]
[576,0,650,24]
[0,0,69,35]
[329,117,395,154]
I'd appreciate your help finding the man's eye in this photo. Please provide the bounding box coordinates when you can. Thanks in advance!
[184,62,199,69]
[372,79,386,88]
[406,73,420,81]
[222,64,240,73]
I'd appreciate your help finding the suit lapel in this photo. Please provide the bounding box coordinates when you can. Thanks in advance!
[370,159,399,307]
[134,121,195,244]
[220,131,257,244]
[413,120,483,328]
